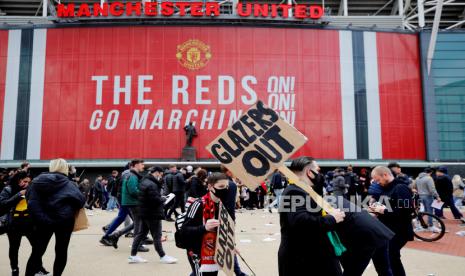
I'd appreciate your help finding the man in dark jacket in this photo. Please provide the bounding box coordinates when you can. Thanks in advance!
[132,166,178,264]
[25,158,86,276]
[435,166,464,221]
[106,170,120,211]
[278,157,345,276]
[187,169,208,199]
[88,175,104,210]
[370,166,414,276]
[165,164,186,221]
[388,162,411,186]
[345,165,359,200]
[268,170,285,211]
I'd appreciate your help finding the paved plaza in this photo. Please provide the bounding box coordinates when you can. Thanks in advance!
[1,209,465,276]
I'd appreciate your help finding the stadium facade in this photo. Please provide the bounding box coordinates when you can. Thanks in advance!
[0,1,464,168]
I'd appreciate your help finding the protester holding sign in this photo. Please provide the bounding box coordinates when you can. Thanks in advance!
[278,157,346,276]
[176,173,234,276]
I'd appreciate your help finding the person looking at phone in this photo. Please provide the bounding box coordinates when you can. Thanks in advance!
[369,166,414,276]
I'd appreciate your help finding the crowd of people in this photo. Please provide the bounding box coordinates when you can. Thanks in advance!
[1,158,465,276]
[0,160,85,276]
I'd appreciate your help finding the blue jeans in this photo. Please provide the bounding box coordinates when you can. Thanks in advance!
[419,195,434,226]
[269,189,284,209]
[107,196,117,211]
[104,205,130,238]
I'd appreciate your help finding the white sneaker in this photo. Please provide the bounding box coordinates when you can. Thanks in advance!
[429,226,441,233]
[414,227,425,232]
[128,255,148,264]
[160,255,178,264]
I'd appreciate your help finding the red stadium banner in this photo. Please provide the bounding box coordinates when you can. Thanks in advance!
[36,26,425,161]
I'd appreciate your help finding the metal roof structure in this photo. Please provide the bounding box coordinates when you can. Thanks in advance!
[0,1,463,30]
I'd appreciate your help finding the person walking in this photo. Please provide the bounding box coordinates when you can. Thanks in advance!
[435,167,464,221]
[130,166,177,264]
[414,169,441,231]
[452,174,465,208]
[119,159,148,263]
[165,165,186,221]
[268,170,285,211]
[0,171,50,276]
[333,168,348,199]
[106,171,120,211]
[177,172,231,276]
[25,159,86,276]
[278,157,346,276]
[369,166,414,276]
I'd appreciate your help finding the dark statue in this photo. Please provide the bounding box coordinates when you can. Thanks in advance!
[184,122,197,147]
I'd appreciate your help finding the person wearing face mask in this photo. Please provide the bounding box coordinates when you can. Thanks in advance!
[278,157,346,276]
[177,172,231,276]
[0,171,50,276]
[131,166,178,264]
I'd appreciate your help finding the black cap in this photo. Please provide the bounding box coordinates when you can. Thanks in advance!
[437,166,448,174]
[424,168,433,174]
[148,166,164,174]
[388,162,400,169]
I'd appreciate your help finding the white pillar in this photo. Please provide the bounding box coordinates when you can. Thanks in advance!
[398,0,404,16]
[343,0,348,16]
[427,0,444,74]
[418,0,425,28]
[42,0,47,17]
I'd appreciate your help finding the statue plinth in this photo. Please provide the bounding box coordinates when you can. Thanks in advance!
[182,146,197,161]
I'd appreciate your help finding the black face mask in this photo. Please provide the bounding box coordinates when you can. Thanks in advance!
[212,188,229,202]
[309,170,325,196]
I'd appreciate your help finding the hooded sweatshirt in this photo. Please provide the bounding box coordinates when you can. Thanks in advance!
[26,172,86,227]
[415,173,439,198]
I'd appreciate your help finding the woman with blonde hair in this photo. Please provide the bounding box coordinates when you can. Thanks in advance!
[25,158,86,276]
[452,175,465,208]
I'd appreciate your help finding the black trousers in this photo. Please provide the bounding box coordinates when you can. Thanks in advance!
[340,247,376,276]
[89,192,105,209]
[25,224,73,276]
[372,240,394,276]
[7,227,35,270]
[388,237,408,276]
[131,216,165,257]
[167,191,185,218]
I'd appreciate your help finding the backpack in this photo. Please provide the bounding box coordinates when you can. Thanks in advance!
[174,211,188,249]
[174,199,202,249]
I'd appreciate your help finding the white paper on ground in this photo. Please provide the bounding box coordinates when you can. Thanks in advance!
[262,237,276,242]
[431,200,444,210]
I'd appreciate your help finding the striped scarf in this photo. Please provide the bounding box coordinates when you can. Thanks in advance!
[199,192,219,272]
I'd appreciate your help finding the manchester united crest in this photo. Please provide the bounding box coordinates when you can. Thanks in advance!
[176,39,212,70]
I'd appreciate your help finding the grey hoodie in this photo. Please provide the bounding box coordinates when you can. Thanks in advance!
[415,173,439,198]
